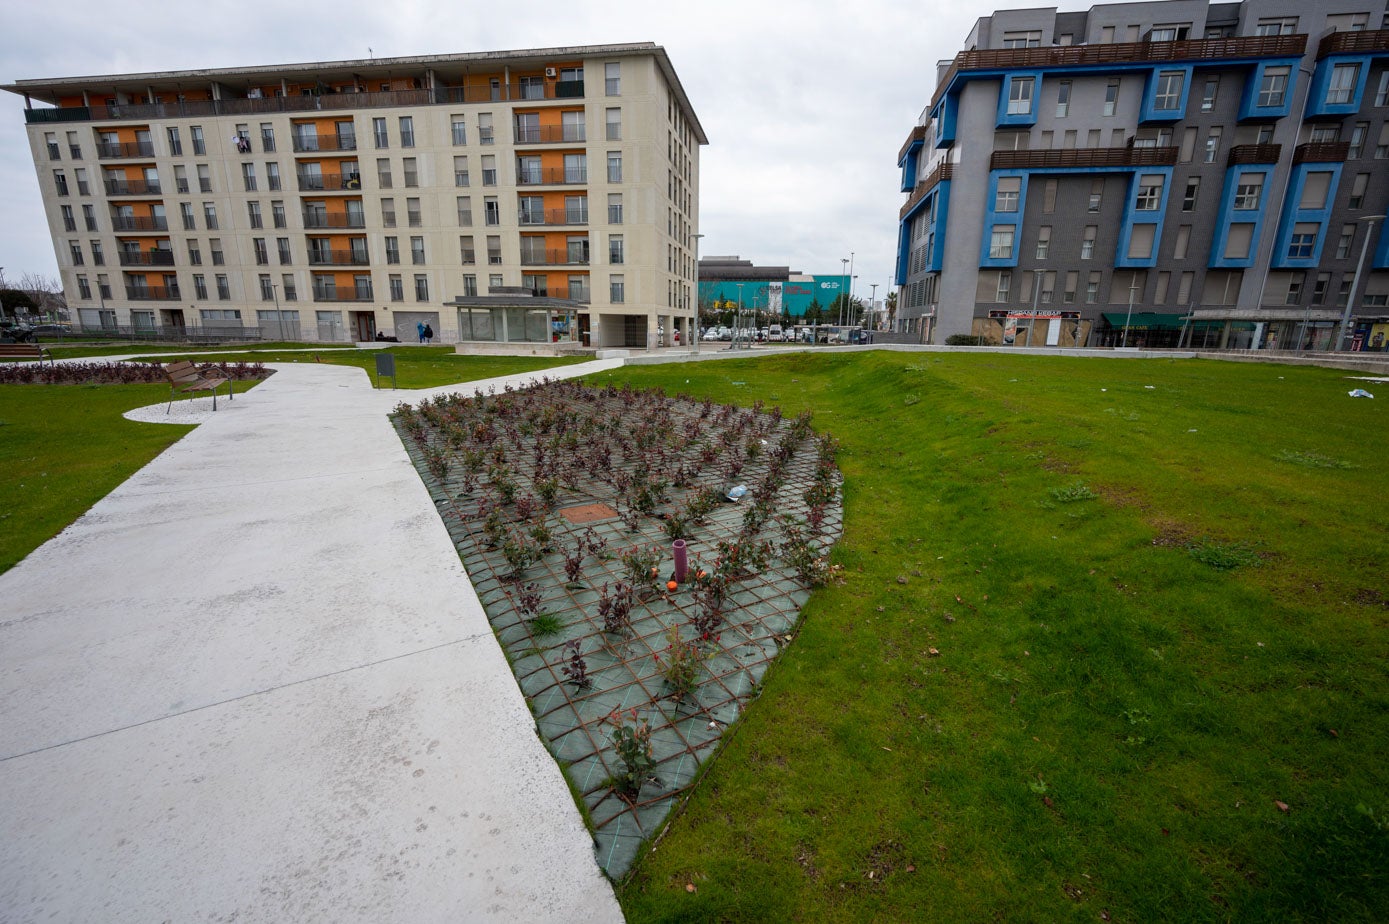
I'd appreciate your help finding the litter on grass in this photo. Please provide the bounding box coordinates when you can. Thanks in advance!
[1348,389,1375,399]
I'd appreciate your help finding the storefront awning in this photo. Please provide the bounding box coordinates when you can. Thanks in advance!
[1099,312,1251,331]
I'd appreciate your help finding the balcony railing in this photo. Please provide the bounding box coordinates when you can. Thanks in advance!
[543,284,590,303]
[989,145,1179,170]
[516,167,588,186]
[297,173,363,191]
[118,251,176,266]
[898,124,928,163]
[514,125,587,144]
[124,285,180,300]
[899,161,955,220]
[1293,141,1351,163]
[292,134,357,153]
[520,248,590,266]
[312,288,374,302]
[1317,28,1389,59]
[932,33,1307,109]
[104,178,163,196]
[111,215,169,231]
[24,82,591,125]
[308,250,371,266]
[96,140,155,159]
[519,207,589,226]
[302,212,367,228]
[1227,143,1282,166]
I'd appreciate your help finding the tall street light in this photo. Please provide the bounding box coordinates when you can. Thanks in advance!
[1338,214,1385,352]
[734,282,745,351]
[869,283,878,331]
[1122,277,1139,348]
[840,258,849,328]
[271,282,285,341]
[692,233,704,354]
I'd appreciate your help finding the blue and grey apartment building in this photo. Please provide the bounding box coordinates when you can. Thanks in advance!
[896,0,1389,350]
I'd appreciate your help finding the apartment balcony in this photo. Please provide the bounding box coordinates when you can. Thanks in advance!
[104,178,162,196]
[292,134,357,153]
[96,140,155,159]
[542,284,590,303]
[899,161,954,220]
[302,213,367,229]
[118,251,176,266]
[111,215,169,231]
[312,288,374,302]
[1227,143,1282,166]
[520,249,590,266]
[932,33,1307,108]
[308,250,371,266]
[23,82,591,126]
[124,285,180,300]
[1293,141,1351,164]
[507,79,585,100]
[297,173,363,191]
[989,145,1179,170]
[519,208,589,226]
[516,167,588,186]
[898,124,928,163]
[514,125,587,145]
[1316,28,1389,59]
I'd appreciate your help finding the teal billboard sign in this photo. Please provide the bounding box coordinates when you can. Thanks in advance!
[699,276,849,317]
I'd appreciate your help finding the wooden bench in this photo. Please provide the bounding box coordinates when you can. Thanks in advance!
[164,360,233,412]
[0,343,54,366]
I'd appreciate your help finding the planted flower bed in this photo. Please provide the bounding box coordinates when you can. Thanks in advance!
[393,379,841,878]
[0,360,271,386]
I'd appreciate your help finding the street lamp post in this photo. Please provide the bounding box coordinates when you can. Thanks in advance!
[869,283,878,331]
[1337,214,1385,352]
[839,258,849,329]
[692,233,704,354]
[271,283,285,341]
[734,282,745,351]
[1122,278,1139,348]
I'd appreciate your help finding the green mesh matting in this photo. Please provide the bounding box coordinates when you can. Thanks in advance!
[394,380,841,879]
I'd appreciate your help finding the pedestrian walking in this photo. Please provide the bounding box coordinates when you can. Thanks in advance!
[423,323,434,344]
[416,321,425,343]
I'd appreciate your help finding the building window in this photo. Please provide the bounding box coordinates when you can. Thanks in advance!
[1234,174,1264,210]
[488,235,502,265]
[271,200,286,229]
[403,157,418,188]
[1055,80,1071,117]
[386,274,402,301]
[1349,122,1368,158]
[187,240,202,265]
[1327,64,1359,105]
[1256,17,1297,36]
[462,274,478,296]
[242,163,257,192]
[1135,175,1163,210]
[454,156,469,187]
[1288,223,1319,259]
[216,274,231,299]
[1063,270,1078,303]
[1085,274,1100,304]
[282,275,297,301]
[478,113,494,145]
[411,236,425,265]
[248,201,262,229]
[1103,79,1120,116]
[1088,179,1104,212]
[193,274,208,299]
[605,108,622,141]
[995,176,1020,212]
[989,225,1014,259]
[609,234,624,264]
[1002,30,1041,48]
[376,158,392,189]
[278,238,291,264]
[1154,71,1183,110]
[451,115,467,145]
[1204,128,1222,163]
[482,154,497,186]
[1336,224,1356,259]
[608,193,623,224]
[77,274,91,299]
[484,197,500,226]
[54,170,68,196]
[407,197,422,227]
[203,203,219,230]
[68,240,83,265]
[88,240,102,265]
[253,238,268,265]
[457,196,472,226]
[996,272,1011,302]
[605,62,621,96]
[1349,172,1369,209]
[1258,67,1289,108]
[1007,77,1034,116]
[1081,225,1097,260]
[1224,223,1254,260]
[1035,225,1051,259]
[1182,177,1200,211]
[1200,77,1219,112]
[610,274,625,303]
[460,236,476,264]
[60,205,75,231]
[1376,72,1389,107]
[608,151,622,183]
[259,274,274,301]
[1376,123,1389,158]
[260,123,275,152]
[414,274,429,301]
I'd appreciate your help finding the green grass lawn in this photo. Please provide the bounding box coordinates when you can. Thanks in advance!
[129,345,585,389]
[0,384,194,573]
[594,352,1388,922]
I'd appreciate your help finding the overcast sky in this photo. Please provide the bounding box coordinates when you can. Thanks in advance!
[0,0,1023,304]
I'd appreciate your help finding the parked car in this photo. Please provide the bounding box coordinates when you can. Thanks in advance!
[718,327,732,341]
[768,325,783,341]
[702,328,720,341]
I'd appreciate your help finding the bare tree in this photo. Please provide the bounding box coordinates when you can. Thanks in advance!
[19,273,67,320]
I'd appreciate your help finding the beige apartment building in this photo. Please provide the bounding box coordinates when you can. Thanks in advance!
[3,43,704,349]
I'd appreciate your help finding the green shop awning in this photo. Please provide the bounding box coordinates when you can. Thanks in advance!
[1099,312,1251,331]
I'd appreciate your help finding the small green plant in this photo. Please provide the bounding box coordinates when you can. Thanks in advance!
[903,394,921,406]
[1049,481,1098,503]
[561,639,591,689]
[621,545,662,596]
[502,530,542,579]
[528,613,563,638]
[604,708,656,798]
[529,517,554,552]
[536,475,562,507]
[654,625,708,702]
[422,443,450,481]
[597,582,634,635]
[1186,537,1262,571]
[662,511,691,541]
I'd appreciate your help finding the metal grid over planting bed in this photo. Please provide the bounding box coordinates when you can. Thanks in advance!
[393,380,841,879]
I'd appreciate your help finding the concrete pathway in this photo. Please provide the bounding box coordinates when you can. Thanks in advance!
[0,360,624,922]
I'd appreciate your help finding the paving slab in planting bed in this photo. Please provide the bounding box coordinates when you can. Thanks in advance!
[393,379,841,878]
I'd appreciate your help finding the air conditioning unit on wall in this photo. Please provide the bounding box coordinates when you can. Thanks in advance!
[545,67,557,78]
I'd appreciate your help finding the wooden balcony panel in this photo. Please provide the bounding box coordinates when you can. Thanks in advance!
[1316,29,1389,59]
[1293,141,1351,163]
[898,162,955,220]
[989,146,1179,169]
[118,251,175,266]
[898,125,929,163]
[1226,143,1282,165]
